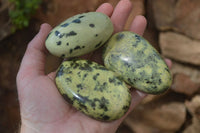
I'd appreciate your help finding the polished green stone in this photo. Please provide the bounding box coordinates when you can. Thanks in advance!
[45,12,113,58]
[55,60,131,121]
[103,31,172,94]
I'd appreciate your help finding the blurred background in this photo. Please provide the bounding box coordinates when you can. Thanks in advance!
[0,0,200,133]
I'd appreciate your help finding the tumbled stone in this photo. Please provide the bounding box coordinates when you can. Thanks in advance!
[104,31,172,94]
[55,60,131,121]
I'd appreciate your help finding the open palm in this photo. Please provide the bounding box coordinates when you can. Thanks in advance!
[16,0,168,133]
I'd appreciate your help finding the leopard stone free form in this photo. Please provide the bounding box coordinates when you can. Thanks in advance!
[56,60,131,121]
[45,12,113,58]
[103,31,172,94]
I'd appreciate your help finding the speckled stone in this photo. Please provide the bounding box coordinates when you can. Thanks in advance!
[103,31,172,94]
[45,12,113,58]
[55,60,131,121]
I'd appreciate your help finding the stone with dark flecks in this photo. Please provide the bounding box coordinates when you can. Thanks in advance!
[103,31,172,94]
[72,19,81,23]
[89,24,95,28]
[60,23,69,27]
[45,12,113,58]
[66,31,77,37]
[56,41,61,45]
[74,46,81,50]
[55,60,131,121]
[116,33,125,41]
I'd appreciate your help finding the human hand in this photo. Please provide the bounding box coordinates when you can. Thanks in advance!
[17,0,171,133]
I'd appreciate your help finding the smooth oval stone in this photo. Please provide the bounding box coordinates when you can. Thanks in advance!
[45,12,113,58]
[103,31,172,94]
[55,60,131,121]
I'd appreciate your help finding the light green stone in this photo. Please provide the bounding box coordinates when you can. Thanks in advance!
[45,12,113,58]
[103,31,172,94]
[55,60,131,121]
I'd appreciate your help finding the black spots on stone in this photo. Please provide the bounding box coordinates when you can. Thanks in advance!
[132,42,138,48]
[79,103,88,112]
[60,23,69,27]
[74,45,85,50]
[93,97,109,112]
[131,67,136,72]
[137,50,145,57]
[69,49,73,54]
[55,30,60,36]
[66,42,69,46]
[146,80,153,84]
[79,62,93,72]
[123,61,131,68]
[74,46,81,50]
[70,61,80,69]
[66,31,77,37]
[95,41,102,48]
[165,67,170,73]
[90,102,96,110]
[98,66,108,71]
[62,94,73,105]
[95,34,98,37]
[117,81,123,85]
[86,60,93,65]
[94,81,108,92]
[54,30,77,40]
[93,73,100,80]
[145,54,157,64]
[108,77,122,86]
[98,97,109,111]
[61,54,65,58]
[61,15,84,27]
[139,71,146,77]
[56,41,62,45]
[122,105,129,111]
[65,77,72,83]
[158,79,162,85]
[93,64,108,71]
[127,78,135,85]
[77,71,81,78]
[101,115,110,121]
[109,77,116,83]
[154,52,162,61]
[72,19,81,24]
[150,85,158,91]
[132,34,142,47]
[116,33,124,41]
[78,15,85,18]
[74,95,91,112]
[55,30,65,38]
[56,64,64,77]
[69,45,85,54]
[143,72,162,87]
[82,73,88,81]
[77,84,84,90]
[134,34,141,43]
[110,54,121,64]
[89,23,95,28]
[76,94,89,104]
[103,82,108,86]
